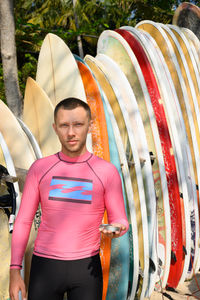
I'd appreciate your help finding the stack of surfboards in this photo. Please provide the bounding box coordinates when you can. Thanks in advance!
[1,7,200,299]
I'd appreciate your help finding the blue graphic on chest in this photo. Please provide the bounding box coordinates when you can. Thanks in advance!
[49,176,93,204]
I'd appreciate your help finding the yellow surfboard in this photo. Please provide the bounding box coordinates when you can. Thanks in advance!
[23,77,60,157]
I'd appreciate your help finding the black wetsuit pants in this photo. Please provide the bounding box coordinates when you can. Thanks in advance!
[28,254,103,300]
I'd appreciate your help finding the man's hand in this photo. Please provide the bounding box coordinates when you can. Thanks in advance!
[99,223,126,238]
[9,269,27,300]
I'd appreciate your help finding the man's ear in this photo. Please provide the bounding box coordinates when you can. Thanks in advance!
[52,123,57,134]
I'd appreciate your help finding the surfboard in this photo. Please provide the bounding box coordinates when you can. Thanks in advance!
[75,55,138,299]
[23,77,61,157]
[135,23,193,286]
[181,27,200,74]
[112,27,173,290]
[17,118,43,160]
[0,208,12,300]
[0,100,38,290]
[74,57,111,300]
[0,132,22,300]
[172,2,200,40]
[135,22,190,288]
[100,90,139,300]
[160,23,200,279]
[116,26,172,290]
[95,51,159,298]
[167,24,200,143]
[85,54,149,300]
[0,101,36,171]
[136,21,198,283]
[36,33,86,106]
[96,29,175,295]
[17,117,43,237]
[74,55,130,300]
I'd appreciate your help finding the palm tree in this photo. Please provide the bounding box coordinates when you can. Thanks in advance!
[0,0,22,116]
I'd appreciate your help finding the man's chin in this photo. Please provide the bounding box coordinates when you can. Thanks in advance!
[64,145,83,155]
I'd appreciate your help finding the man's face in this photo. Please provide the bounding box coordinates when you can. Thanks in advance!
[53,106,92,157]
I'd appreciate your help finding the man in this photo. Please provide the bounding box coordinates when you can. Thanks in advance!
[9,97,129,300]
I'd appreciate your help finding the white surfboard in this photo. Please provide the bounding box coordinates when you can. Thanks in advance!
[135,21,192,285]
[182,27,200,74]
[120,25,172,289]
[0,100,38,292]
[0,132,23,300]
[160,23,200,279]
[84,54,149,299]
[0,132,21,215]
[96,52,160,297]
[96,29,168,296]
[23,77,61,157]
[17,118,43,160]
[36,33,86,106]
[100,90,139,300]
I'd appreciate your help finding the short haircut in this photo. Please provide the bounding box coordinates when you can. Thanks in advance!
[54,98,91,121]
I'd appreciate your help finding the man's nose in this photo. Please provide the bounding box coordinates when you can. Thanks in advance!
[68,125,75,135]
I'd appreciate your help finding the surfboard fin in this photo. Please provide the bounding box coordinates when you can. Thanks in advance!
[157,259,163,277]
[127,160,135,166]
[171,250,177,263]
[140,158,146,167]
[149,151,156,165]
[158,258,163,266]
[183,245,187,256]
[138,266,144,278]
[180,192,183,199]
[149,258,156,273]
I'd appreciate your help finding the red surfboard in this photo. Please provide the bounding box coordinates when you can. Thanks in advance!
[115,28,183,289]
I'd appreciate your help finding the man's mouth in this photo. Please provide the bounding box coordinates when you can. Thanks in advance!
[67,140,78,145]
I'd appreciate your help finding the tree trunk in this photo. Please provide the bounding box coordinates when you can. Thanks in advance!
[73,0,84,58]
[0,0,22,117]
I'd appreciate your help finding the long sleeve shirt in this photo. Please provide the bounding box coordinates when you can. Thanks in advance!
[10,151,129,269]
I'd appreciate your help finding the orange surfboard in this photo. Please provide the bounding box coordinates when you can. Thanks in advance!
[76,56,111,300]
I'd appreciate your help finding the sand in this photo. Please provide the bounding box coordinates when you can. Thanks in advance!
[150,272,200,299]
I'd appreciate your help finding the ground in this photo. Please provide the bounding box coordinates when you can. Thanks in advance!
[150,272,200,299]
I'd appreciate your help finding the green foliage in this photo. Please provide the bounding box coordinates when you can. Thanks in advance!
[18,54,38,97]
[1,0,199,102]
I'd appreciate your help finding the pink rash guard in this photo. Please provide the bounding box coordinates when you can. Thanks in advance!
[10,151,129,269]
